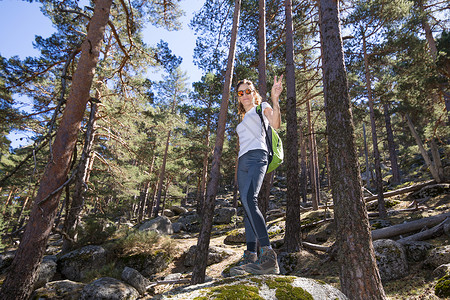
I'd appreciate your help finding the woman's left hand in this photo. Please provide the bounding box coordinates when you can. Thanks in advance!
[271,74,283,101]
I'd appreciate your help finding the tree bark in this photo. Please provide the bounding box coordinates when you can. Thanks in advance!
[318,0,386,298]
[196,101,211,215]
[258,0,267,101]
[154,130,171,216]
[383,102,401,185]
[283,0,302,253]
[306,99,320,210]
[0,1,112,298]
[299,114,308,203]
[256,0,272,218]
[430,138,444,181]
[363,34,387,218]
[363,123,372,189]
[405,114,442,182]
[62,102,98,253]
[191,0,241,285]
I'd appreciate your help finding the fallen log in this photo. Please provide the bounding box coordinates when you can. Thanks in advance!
[302,241,330,252]
[367,207,426,217]
[397,217,450,244]
[146,278,191,289]
[364,180,435,202]
[371,212,450,241]
[301,218,334,230]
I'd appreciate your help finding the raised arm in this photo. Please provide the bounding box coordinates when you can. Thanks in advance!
[264,74,283,129]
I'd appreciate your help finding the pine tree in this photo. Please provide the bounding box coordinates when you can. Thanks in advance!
[318,0,386,298]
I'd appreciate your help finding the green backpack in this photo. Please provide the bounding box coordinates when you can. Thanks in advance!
[256,104,284,173]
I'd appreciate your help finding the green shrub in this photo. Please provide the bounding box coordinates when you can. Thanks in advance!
[76,216,117,247]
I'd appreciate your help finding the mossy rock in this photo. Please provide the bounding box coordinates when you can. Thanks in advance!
[435,274,450,298]
[159,275,348,299]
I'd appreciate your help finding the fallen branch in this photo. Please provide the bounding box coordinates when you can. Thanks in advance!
[302,241,330,252]
[146,278,191,289]
[301,218,334,230]
[371,212,450,241]
[397,217,450,245]
[367,207,426,218]
[364,180,435,202]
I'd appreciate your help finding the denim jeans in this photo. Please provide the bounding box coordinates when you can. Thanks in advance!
[237,149,271,251]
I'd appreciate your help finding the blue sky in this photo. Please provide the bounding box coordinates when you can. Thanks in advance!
[0,0,204,82]
[0,0,205,147]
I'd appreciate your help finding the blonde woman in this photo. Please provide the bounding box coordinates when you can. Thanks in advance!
[231,75,282,275]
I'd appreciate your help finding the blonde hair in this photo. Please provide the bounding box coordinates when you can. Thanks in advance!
[236,79,262,118]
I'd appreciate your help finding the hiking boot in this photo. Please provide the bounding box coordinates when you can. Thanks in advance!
[229,250,258,276]
[238,250,258,266]
[241,246,280,275]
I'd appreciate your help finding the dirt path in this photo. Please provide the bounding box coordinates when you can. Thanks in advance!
[156,234,245,280]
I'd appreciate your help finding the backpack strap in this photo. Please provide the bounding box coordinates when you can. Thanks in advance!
[256,104,273,157]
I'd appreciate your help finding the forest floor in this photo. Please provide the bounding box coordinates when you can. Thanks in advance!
[149,188,449,300]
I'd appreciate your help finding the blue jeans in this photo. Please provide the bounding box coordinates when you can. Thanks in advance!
[237,149,271,251]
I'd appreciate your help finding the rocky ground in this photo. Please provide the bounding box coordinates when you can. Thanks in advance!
[1,181,448,299]
[146,184,450,300]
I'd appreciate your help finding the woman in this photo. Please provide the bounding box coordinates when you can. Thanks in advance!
[230,75,283,276]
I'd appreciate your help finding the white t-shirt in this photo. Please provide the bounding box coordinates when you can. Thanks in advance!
[236,102,271,158]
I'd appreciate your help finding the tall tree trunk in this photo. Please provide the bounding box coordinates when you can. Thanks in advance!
[258,0,267,101]
[196,101,211,215]
[232,140,239,208]
[318,0,386,298]
[299,117,308,203]
[283,0,301,252]
[0,1,112,298]
[363,123,372,189]
[147,182,157,218]
[306,99,320,210]
[405,114,442,182]
[383,102,401,185]
[430,138,444,180]
[363,35,387,219]
[417,0,450,123]
[138,181,150,223]
[62,101,98,253]
[256,0,272,216]
[191,0,241,284]
[258,173,273,219]
[154,130,171,217]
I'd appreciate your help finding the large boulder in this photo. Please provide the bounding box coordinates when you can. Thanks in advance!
[424,245,450,269]
[80,277,139,300]
[433,263,450,278]
[172,222,185,233]
[117,250,171,278]
[401,241,433,262]
[184,245,234,267]
[213,207,236,225]
[121,267,151,295]
[373,239,408,282]
[58,245,107,282]
[34,255,57,290]
[31,280,85,300]
[156,275,348,299]
[224,229,246,245]
[177,212,202,233]
[138,216,173,235]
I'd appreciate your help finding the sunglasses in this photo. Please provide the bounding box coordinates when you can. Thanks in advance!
[237,88,252,97]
